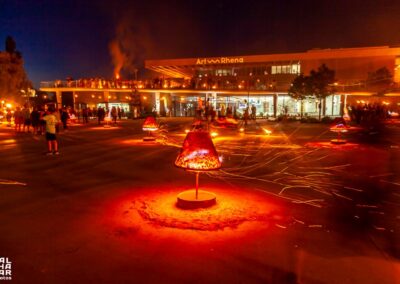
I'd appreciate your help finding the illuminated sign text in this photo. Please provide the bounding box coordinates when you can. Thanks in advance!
[196,57,244,65]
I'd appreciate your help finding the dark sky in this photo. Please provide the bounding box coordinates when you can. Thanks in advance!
[2,0,400,87]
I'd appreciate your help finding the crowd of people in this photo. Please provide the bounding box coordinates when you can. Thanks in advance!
[195,100,258,126]
[49,76,280,92]
[348,103,392,126]
[0,104,129,155]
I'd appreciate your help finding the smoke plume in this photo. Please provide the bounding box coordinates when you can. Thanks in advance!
[108,15,153,79]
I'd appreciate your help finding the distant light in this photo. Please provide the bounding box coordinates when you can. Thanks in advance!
[262,128,272,135]
[211,131,218,137]
[6,103,12,108]
[239,127,244,132]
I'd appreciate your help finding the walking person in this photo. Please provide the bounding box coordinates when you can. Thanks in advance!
[97,107,104,125]
[251,105,257,120]
[117,106,122,120]
[61,108,69,130]
[42,106,59,155]
[244,107,249,126]
[6,109,12,127]
[82,107,88,124]
[111,106,117,125]
[14,107,24,132]
[22,105,31,133]
[31,107,40,135]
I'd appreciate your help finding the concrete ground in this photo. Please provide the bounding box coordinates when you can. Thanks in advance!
[0,117,399,283]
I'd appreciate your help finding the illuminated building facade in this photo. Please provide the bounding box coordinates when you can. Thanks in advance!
[40,45,400,117]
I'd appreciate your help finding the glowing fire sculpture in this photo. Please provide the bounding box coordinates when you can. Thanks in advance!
[330,123,349,144]
[175,131,221,209]
[142,116,159,141]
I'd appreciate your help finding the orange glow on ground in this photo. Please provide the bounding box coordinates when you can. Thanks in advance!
[106,186,284,243]
[0,139,17,144]
[89,126,121,130]
[120,138,162,146]
[305,141,360,149]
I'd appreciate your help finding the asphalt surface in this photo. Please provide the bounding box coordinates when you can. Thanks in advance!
[0,117,399,283]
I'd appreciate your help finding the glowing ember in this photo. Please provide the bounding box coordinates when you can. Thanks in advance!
[142,116,159,132]
[175,131,221,171]
[210,131,218,137]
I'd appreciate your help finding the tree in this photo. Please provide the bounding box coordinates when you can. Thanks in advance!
[0,37,32,103]
[367,67,393,87]
[288,73,310,118]
[309,64,336,120]
[5,36,16,54]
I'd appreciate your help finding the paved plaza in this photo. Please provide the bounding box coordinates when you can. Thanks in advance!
[0,118,399,283]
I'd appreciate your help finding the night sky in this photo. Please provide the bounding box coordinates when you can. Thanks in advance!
[2,0,400,87]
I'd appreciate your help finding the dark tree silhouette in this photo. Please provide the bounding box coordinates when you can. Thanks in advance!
[367,67,393,86]
[309,64,336,120]
[5,36,16,54]
[288,73,311,118]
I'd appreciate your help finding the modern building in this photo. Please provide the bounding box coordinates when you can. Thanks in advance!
[40,45,400,117]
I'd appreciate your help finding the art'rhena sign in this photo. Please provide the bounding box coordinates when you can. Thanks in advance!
[196,57,244,65]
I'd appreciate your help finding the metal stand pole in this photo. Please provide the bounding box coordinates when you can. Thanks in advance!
[195,172,199,199]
